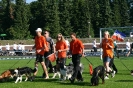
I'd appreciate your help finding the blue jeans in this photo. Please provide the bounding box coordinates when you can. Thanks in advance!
[103,57,111,63]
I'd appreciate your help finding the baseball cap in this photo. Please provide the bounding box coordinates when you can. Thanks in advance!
[36,28,42,32]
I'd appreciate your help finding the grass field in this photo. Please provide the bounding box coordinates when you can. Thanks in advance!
[0,56,133,88]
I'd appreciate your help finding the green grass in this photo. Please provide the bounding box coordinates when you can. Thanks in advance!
[0,56,133,88]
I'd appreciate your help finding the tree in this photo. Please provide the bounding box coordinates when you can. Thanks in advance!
[7,0,31,39]
[2,0,14,33]
[58,0,72,36]
[46,0,60,38]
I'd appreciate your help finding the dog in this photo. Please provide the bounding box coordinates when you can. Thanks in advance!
[52,63,84,81]
[91,65,105,86]
[14,67,37,83]
[0,69,15,82]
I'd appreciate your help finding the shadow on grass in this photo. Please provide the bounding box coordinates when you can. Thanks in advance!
[59,81,92,86]
[115,80,133,82]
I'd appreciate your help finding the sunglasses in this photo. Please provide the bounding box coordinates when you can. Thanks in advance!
[58,36,61,38]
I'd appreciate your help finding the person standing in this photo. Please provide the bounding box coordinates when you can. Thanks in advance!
[100,31,114,79]
[55,33,68,80]
[5,43,10,55]
[0,43,2,55]
[13,42,17,51]
[93,39,97,52]
[126,39,131,56]
[43,30,55,74]
[69,33,84,83]
[32,28,49,79]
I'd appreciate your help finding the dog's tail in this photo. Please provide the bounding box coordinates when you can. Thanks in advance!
[32,67,38,73]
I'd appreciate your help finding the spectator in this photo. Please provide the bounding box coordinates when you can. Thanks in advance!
[65,37,70,47]
[69,32,84,83]
[100,31,114,79]
[13,42,17,51]
[127,42,133,57]
[17,42,22,55]
[0,43,2,55]
[126,39,131,56]
[92,39,97,53]
[31,28,49,79]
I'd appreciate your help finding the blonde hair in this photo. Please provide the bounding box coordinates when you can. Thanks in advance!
[56,33,65,42]
[104,31,110,38]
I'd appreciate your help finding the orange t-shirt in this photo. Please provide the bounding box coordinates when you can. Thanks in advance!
[55,41,68,58]
[70,39,84,55]
[35,36,48,55]
[102,38,114,58]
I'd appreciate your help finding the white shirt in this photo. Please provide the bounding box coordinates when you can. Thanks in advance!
[6,45,10,50]
[18,44,22,50]
[13,44,17,50]
[65,40,69,47]
[21,45,25,51]
[126,42,130,50]
[0,45,2,50]
[93,40,97,47]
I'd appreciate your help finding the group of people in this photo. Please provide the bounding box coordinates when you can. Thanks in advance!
[30,28,133,83]
[31,28,84,83]
[0,42,25,55]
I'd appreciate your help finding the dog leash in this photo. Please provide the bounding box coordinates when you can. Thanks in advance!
[119,57,130,72]
[84,56,94,66]
[9,59,21,69]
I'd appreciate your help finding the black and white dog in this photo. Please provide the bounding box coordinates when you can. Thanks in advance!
[52,63,84,80]
[91,65,105,86]
[14,67,37,83]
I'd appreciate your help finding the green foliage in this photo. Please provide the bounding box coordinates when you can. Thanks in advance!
[0,0,132,39]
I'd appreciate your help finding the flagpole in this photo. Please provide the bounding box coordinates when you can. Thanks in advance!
[100,28,102,60]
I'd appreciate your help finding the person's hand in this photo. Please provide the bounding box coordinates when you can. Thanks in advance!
[36,49,41,53]
[58,50,62,52]
[82,53,85,57]
[68,55,71,59]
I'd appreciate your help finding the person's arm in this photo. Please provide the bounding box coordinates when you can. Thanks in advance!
[58,42,69,52]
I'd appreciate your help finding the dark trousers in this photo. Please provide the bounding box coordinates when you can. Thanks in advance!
[71,54,82,80]
[56,58,66,70]
[109,58,117,73]
[44,52,53,71]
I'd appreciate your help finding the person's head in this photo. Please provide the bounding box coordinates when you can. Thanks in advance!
[56,33,65,42]
[104,31,110,39]
[44,30,49,38]
[70,32,76,40]
[127,39,130,42]
[36,28,42,36]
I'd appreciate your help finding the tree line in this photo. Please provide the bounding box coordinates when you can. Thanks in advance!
[0,0,132,39]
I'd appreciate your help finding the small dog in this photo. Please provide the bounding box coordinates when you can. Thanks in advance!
[0,69,15,82]
[52,63,84,80]
[91,65,105,86]
[14,67,37,83]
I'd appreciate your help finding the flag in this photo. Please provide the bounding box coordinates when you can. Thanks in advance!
[46,53,56,62]
[111,30,126,42]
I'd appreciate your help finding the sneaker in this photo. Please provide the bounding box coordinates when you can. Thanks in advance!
[69,78,74,83]
[45,76,49,79]
[111,71,116,78]
[104,76,109,79]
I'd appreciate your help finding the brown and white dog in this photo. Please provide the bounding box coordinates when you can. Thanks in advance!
[0,69,15,82]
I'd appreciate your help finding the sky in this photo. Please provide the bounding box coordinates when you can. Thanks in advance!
[26,0,37,3]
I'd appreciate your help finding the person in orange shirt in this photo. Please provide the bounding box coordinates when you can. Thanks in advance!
[100,31,114,79]
[69,33,84,83]
[55,33,68,71]
[31,28,49,79]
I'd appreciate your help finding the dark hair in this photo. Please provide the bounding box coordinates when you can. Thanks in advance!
[70,32,76,37]
[44,30,49,33]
